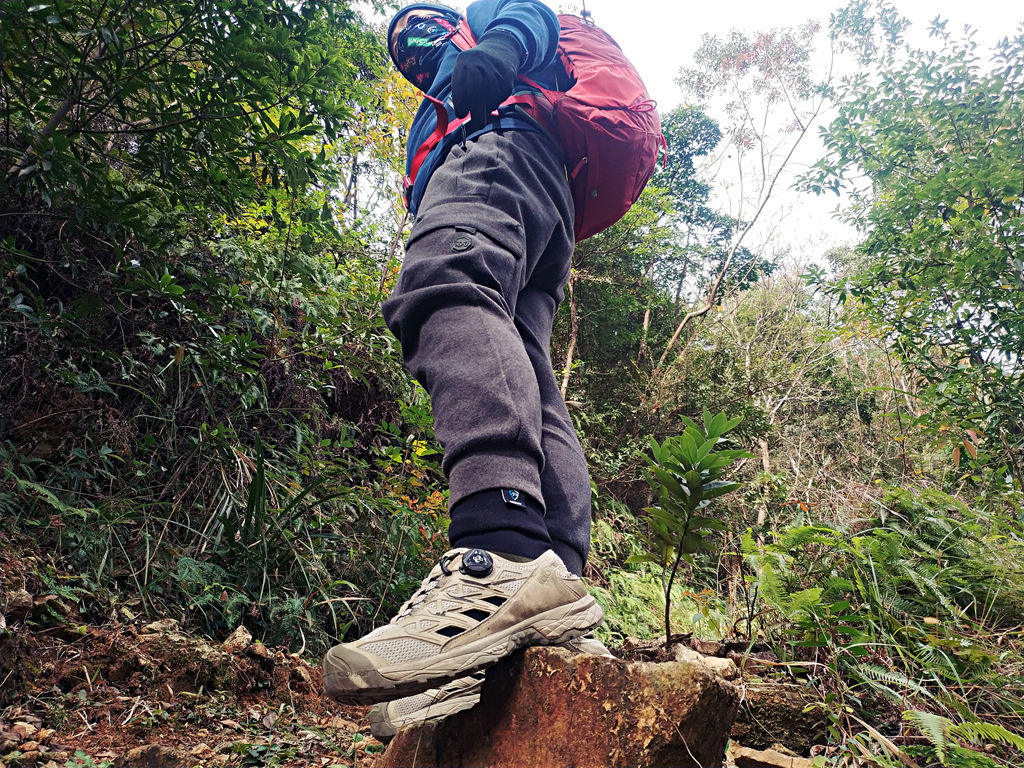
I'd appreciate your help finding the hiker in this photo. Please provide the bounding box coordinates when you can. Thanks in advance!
[322,0,607,721]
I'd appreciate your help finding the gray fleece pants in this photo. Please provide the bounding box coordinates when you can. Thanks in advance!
[382,128,590,575]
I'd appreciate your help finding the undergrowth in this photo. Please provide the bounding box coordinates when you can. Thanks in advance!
[587,498,730,645]
[0,194,447,654]
[744,486,1024,766]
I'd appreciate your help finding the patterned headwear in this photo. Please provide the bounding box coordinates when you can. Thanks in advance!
[388,5,461,90]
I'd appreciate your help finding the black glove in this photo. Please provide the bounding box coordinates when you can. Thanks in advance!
[452,32,525,133]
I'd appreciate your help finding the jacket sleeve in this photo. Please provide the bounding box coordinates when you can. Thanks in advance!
[464,0,560,73]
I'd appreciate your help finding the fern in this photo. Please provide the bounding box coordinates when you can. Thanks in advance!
[904,709,952,763]
[949,721,1024,754]
[900,560,958,617]
[854,662,934,701]
[903,711,1024,766]
[774,524,836,551]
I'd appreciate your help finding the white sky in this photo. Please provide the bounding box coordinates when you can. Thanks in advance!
[549,1,1021,262]
[553,0,1018,111]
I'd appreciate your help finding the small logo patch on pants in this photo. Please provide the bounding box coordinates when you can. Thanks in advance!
[502,488,527,509]
[451,236,473,252]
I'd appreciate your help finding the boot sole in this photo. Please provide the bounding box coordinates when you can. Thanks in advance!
[324,594,602,705]
[369,689,481,740]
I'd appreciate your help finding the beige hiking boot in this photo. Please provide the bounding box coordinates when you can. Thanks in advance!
[322,548,603,705]
[366,632,613,740]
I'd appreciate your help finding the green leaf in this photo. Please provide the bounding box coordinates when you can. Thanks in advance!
[701,480,741,500]
[625,553,663,566]
[652,467,687,500]
[681,532,704,553]
[689,515,727,531]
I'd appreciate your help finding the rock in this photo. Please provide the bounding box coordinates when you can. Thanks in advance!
[117,745,191,768]
[729,743,816,768]
[10,723,37,740]
[379,645,739,768]
[730,681,827,754]
[32,595,74,618]
[326,716,359,731]
[222,625,252,653]
[290,663,315,691]
[673,643,741,681]
[247,642,272,660]
[140,618,179,634]
[5,589,34,620]
[189,744,215,760]
[727,649,778,675]
[691,638,726,656]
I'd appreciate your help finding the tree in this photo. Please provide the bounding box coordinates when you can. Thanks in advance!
[0,0,445,651]
[657,21,830,376]
[0,0,383,222]
[805,1,1024,484]
[553,105,734,456]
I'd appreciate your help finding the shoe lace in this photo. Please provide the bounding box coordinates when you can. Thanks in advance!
[393,550,462,620]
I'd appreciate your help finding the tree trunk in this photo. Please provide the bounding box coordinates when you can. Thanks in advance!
[559,271,578,399]
[756,438,770,526]
[638,253,656,362]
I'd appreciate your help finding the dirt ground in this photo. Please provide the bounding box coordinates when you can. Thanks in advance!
[0,536,380,768]
[0,534,814,768]
[0,616,382,768]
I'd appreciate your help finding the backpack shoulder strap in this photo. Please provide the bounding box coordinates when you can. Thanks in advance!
[450,18,477,50]
[404,18,477,204]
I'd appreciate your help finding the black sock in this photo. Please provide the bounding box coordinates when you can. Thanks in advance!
[448,488,551,561]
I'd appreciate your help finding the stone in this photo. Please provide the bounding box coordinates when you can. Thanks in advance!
[379,646,739,768]
[140,618,179,634]
[727,649,778,675]
[10,723,37,740]
[247,642,272,660]
[673,643,741,681]
[692,638,726,656]
[290,663,315,691]
[117,745,191,768]
[190,744,215,760]
[326,716,359,731]
[222,625,252,653]
[5,589,34,620]
[730,681,827,754]
[729,743,816,768]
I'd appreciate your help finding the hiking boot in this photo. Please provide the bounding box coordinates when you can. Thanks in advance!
[367,632,614,740]
[368,671,486,740]
[322,548,603,705]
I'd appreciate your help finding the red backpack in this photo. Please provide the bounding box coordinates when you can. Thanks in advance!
[407,14,665,242]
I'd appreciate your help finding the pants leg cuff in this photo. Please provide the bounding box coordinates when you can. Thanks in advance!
[448,451,544,511]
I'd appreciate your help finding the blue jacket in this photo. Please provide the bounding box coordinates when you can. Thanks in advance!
[402,0,563,215]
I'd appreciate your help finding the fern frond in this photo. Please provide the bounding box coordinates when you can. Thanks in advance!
[855,663,934,700]
[949,721,1024,754]
[903,709,951,762]
[900,560,957,617]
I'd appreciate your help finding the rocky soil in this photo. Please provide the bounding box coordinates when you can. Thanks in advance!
[0,616,382,768]
[2,536,825,768]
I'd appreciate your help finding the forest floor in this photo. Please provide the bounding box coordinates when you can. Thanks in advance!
[0,535,382,768]
[0,620,384,768]
[1,533,804,768]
